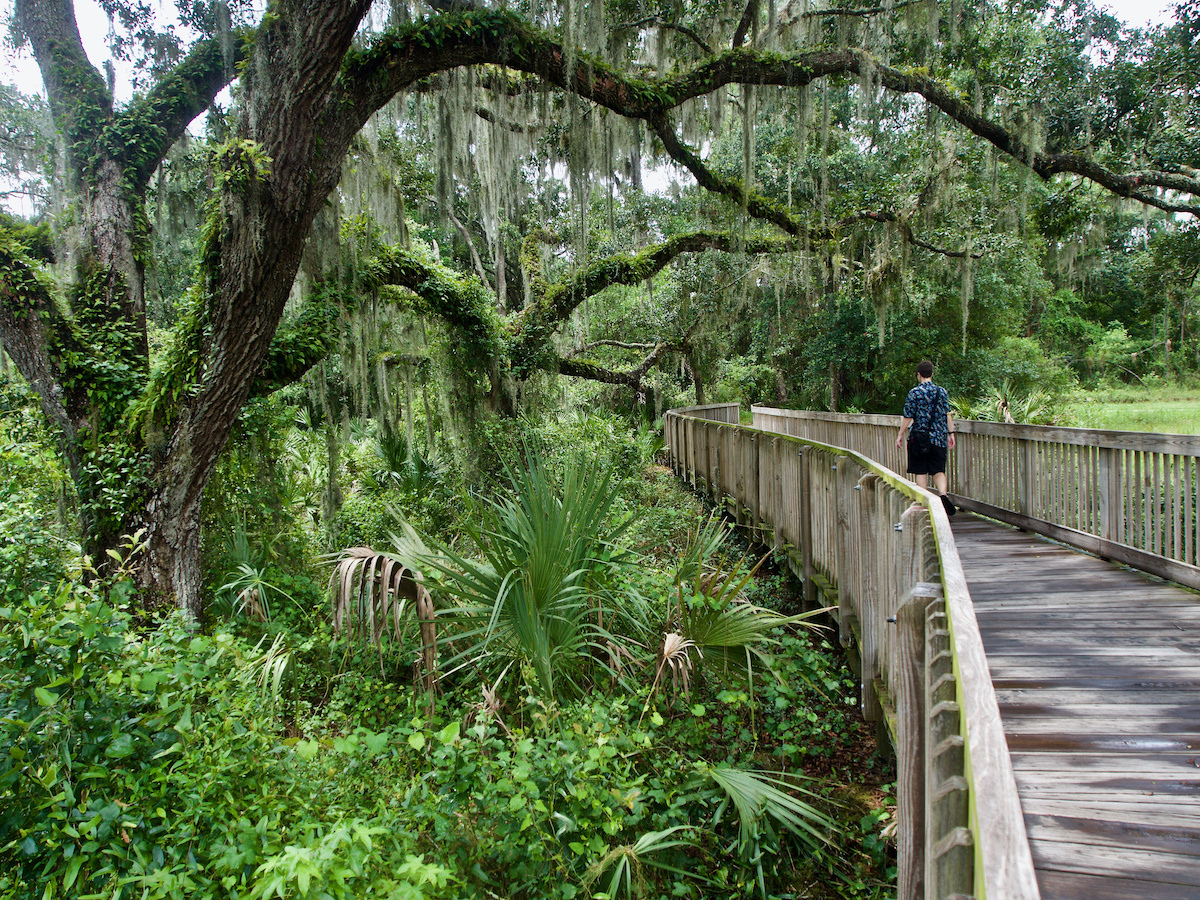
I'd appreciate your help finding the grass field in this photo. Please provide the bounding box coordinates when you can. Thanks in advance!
[1065,383,1200,434]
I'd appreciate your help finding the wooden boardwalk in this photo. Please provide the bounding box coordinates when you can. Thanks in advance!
[952,514,1200,900]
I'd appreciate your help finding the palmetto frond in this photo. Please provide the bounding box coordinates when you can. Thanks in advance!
[654,631,699,700]
[706,766,838,857]
[327,546,437,690]
[242,632,292,710]
[669,517,827,685]
[387,452,640,701]
[583,827,704,899]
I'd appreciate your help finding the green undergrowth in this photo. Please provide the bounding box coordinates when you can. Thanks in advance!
[0,412,895,900]
[0,593,893,900]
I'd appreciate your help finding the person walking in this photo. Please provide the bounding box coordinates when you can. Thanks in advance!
[895,360,957,516]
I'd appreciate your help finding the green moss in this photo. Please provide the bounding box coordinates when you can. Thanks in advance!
[375,246,502,373]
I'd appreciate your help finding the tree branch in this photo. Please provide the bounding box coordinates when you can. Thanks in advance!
[732,0,760,48]
[474,106,530,133]
[556,355,644,388]
[649,116,831,238]
[249,290,345,397]
[321,12,1200,219]
[570,339,659,356]
[520,230,798,332]
[0,237,77,458]
[613,16,714,55]
[556,340,673,390]
[15,0,112,180]
[118,36,246,190]
[797,0,926,17]
[372,246,501,364]
[651,120,983,256]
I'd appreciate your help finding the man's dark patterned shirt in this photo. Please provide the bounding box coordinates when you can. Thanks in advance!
[903,382,951,448]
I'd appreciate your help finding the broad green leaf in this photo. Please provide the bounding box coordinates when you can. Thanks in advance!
[294,739,319,761]
[34,687,59,707]
[105,734,134,759]
[363,731,388,755]
[62,855,83,891]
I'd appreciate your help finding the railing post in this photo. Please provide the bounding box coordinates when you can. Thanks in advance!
[1098,445,1121,546]
[713,426,723,504]
[925,595,972,898]
[773,437,784,555]
[700,422,710,497]
[835,455,852,648]
[957,426,971,499]
[665,415,674,473]
[735,433,747,526]
[799,448,816,607]
[750,434,761,538]
[857,473,881,721]
[700,424,710,501]
[1019,435,1037,519]
[896,582,940,900]
[685,418,695,488]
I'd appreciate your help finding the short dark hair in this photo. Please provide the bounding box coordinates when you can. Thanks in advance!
[916,360,934,378]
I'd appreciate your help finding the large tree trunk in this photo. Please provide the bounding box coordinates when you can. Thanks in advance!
[141,481,204,620]
[10,0,376,621]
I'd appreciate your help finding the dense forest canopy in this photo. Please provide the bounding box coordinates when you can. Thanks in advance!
[0,0,1197,618]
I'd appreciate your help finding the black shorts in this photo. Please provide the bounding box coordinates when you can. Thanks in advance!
[907,437,947,476]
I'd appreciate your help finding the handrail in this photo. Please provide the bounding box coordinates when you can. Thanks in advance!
[679,401,741,423]
[665,404,1039,900]
[751,406,1200,591]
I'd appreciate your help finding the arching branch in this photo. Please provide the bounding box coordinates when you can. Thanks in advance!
[651,118,984,257]
[249,290,346,397]
[373,246,502,364]
[332,13,1199,214]
[569,340,659,356]
[0,237,79,456]
[797,0,926,17]
[518,230,799,333]
[120,36,246,189]
[613,16,714,55]
[556,339,672,390]
[650,116,827,238]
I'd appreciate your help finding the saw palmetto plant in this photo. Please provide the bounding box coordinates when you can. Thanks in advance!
[388,452,643,702]
[666,516,827,693]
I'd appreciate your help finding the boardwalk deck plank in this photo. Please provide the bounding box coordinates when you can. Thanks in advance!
[1034,870,1200,900]
[952,514,1200,900]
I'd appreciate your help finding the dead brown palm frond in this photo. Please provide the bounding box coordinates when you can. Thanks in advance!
[463,667,515,737]
[640,632,700,726]
[604,638,645,682]
[658,631,700,699]
[240,586,267,622]
[328,547,438,692]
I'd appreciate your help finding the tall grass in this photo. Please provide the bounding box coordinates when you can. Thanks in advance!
[1065,381,1200,434]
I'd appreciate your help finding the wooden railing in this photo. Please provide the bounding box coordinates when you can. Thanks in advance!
[751,407,1200,591]
[665,406,1039,900]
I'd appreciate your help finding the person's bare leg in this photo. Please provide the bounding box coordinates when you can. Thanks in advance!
[933,471,948,495]
[915,473,929,490]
